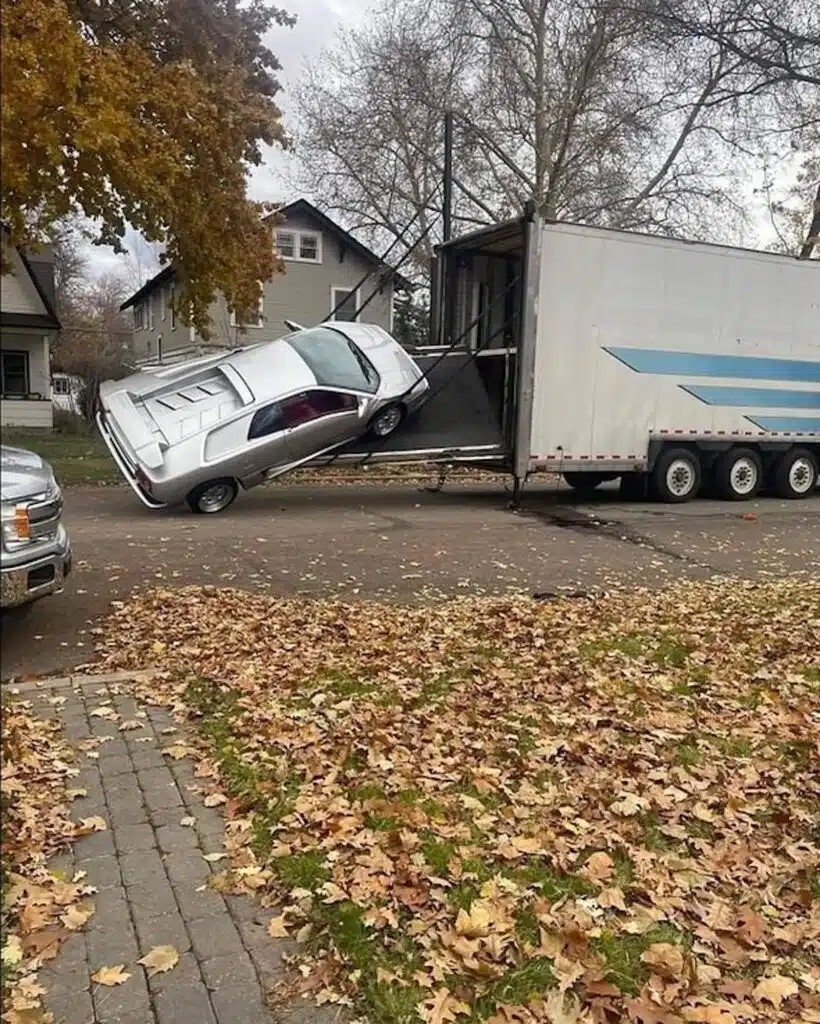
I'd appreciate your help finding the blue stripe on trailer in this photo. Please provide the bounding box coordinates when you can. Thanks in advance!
[681,386,820,409]
[605,347,820,383]
[747,416,820,433]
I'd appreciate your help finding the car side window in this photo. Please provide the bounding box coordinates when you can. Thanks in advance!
[248,402,285,440]
[280,390,357,428]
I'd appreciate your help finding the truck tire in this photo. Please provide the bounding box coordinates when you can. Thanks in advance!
[713,447,762,501]
[651,448,701,503]
[563,472,617,494]
[772,448,818,499]
[186,478,238,514]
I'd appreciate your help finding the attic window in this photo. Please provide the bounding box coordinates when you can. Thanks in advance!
[276,230,322,264]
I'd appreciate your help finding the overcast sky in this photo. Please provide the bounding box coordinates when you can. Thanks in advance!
[87,0,368,280]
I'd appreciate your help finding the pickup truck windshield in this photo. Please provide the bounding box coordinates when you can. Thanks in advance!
[284,328,380,394]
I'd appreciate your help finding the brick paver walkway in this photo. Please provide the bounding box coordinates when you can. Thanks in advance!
[19,672,309,1024]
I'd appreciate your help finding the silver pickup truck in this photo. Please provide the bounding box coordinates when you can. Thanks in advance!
[1,445,72,609]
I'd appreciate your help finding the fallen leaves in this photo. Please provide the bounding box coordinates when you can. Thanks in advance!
[91,964,131,986]
[752,974,800,1007]
[94,579,820,1024]
[1,699,100,1019]
[137,945,179,976]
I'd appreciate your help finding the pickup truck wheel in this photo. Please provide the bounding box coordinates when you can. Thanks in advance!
[713,447,762,500]
[651,448,701,503]
[369,403,405,439]
[187,478,238,514]
[563,472,617,494]
[772,448,818,499]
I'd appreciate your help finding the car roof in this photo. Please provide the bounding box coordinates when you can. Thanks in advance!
[226,338,316,399]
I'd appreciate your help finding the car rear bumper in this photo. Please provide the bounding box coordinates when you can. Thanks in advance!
[96,410,167,509]
[1,539,72,609]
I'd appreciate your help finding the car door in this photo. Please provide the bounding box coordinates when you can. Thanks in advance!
[240,400,292,477]
[281,389,362,464]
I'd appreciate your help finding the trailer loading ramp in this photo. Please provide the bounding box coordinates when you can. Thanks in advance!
[318,349,507,466]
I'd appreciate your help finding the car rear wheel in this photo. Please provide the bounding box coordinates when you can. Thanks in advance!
[369,403,405,439]
[187,478,238,514]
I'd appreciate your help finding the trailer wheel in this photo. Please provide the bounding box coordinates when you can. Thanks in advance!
[186,478,238,514]
[651,448,701,503]
[563,472,617,494]
[713,447,762,501]
[772,448,818,499]
[369,402,405,439]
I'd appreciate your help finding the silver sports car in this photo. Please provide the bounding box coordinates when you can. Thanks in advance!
[97,322,429,513]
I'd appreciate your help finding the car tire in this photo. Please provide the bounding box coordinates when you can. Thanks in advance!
[368,403,405,439]
[772,448,818,499]
[713,447,763,501]
[651,448,701,503]
[186,478,238,514]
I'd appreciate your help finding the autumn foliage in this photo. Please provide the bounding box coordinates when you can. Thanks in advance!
[0,0,291,332]
[97,579,820,1024]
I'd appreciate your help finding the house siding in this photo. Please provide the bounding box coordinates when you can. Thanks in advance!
[130,207,397,361]
[1,331,53,428]
[1,243,50,317]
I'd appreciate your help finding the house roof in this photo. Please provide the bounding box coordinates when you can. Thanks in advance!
[120,199,413,311]
[1,223,61,331]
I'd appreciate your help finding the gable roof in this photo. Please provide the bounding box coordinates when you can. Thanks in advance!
[0,224,61,330]
[120,200,413,311]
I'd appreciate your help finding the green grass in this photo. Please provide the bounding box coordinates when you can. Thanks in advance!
[594,923,689,995]
[472,959,556,1019]
[2,428,118,486]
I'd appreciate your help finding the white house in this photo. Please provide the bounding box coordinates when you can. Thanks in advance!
[1,230,61,429]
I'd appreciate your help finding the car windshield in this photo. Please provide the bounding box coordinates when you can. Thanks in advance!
[284,327,380,394]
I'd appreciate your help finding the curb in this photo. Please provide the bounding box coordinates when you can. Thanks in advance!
[7,669,160,694]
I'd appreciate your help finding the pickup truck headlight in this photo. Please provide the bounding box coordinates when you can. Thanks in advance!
[1,503,31,548]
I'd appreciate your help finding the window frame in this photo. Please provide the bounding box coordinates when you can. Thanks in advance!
[170,284,176,329]
[147,296,154,331]
[1,349,30,397]
[276,229,322,264]
[134,302,146,330]
[161,284,168,321]
[329,286,361,323]
[247,388,359,441]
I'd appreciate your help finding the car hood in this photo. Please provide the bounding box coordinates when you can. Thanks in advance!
[0,445,56,502]
[338,324,423,390]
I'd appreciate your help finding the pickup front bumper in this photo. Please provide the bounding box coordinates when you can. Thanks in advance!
[1,530,72,609]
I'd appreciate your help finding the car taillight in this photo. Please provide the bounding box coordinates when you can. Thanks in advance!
[135,469,153,494]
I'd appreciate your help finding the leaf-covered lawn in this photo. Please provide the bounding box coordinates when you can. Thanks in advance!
[98,580,820,1024]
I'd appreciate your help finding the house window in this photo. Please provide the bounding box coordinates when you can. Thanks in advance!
[170,284,176,329]
[299,233,319,262]
[134,303,145,330]
[230,282,265,328]
[147,296,154,331]
[162,285,168,320]
[330,287,359,323]
[276,231,295,258]
[1,350,30,396]
[276,229,322,263]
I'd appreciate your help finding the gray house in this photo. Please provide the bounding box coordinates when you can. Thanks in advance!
[1,230,61,428]
[121,200,412,365]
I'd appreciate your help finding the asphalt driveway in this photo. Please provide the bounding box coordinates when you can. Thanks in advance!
[2,480,817,680]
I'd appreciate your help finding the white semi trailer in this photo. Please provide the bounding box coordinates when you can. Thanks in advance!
[431,206,820,503]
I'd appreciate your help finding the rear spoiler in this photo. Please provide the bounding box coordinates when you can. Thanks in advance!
[103,391,165,470]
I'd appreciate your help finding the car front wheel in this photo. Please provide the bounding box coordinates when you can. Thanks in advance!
[186,478,239,514]
[369,403,405,439]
